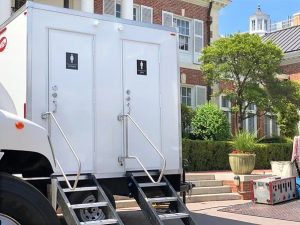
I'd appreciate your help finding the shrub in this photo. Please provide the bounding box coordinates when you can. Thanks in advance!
[182,139,292,171]
[181,104,195,138]
[258,137,293,144]
[191,103,231,140]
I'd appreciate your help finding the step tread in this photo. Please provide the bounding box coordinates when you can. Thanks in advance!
[63,186,98,192]
[192,186,232,194]
[187,193,240,203]
[139,182,167,188]
[191,180,223,187]
[186,174,215,181]
[71,202,108,209]
[147,197,178,203]
[159,213,189,220]
[80,219,118,225]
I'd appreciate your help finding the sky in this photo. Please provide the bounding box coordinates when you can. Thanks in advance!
[219,0,300,36]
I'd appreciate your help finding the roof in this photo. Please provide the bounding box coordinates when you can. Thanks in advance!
[250,5,269,18]
[263,25,300,54]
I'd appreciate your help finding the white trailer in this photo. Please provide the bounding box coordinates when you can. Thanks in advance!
[0,2,196,225]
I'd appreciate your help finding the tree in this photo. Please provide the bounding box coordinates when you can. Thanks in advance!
[200,33,288,133]
[191,103,231,140]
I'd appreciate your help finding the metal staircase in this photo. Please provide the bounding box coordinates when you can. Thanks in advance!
[128,172,197,225]
[53,174,124,225]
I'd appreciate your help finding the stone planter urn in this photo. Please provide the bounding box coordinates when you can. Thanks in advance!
[229,153,256,175]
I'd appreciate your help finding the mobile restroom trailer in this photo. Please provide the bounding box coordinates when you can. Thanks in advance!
[0,2,197,225]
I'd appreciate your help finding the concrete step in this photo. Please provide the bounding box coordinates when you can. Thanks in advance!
[185,174,215,181]
[192,186,232,195]
[186,193,241,203]
[191,180,223,187]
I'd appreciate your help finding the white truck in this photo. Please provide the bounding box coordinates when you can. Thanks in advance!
[0,2,196,225]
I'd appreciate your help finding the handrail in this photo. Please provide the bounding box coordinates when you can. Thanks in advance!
[42,112,81,190]
[120,114,166,183]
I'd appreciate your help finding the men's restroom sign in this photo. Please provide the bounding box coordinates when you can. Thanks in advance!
[66,52,78,70]
[137,60,147,75]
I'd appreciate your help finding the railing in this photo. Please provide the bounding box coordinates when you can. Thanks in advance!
[118,114,166,183]
[42,112,81,190]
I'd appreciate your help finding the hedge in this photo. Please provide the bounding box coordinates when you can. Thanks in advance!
[182,139,293,172]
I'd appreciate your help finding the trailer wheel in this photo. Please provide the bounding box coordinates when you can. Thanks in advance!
[69,186,115,222]
[0,173,60,225]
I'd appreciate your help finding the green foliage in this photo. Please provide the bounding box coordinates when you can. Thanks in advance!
[258,137,293,144]
[277,103,300,138]
[182,139,292,171]
[232,131,257,153]
[200,33,286,131]
[191,103,231,140]
[181,104,195,138]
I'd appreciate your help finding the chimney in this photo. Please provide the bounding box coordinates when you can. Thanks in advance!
[121,0,133,20]
[293,13,300,26]
[0,0,12,25]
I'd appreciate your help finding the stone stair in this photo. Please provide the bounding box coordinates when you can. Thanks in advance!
[115,173,240,209]
[186,174,240,203]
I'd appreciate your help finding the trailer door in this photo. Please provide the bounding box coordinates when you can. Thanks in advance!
[122,40,162,171]
[48,30,94,173]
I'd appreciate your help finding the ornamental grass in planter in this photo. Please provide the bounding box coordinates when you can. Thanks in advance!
[229,132,257,175]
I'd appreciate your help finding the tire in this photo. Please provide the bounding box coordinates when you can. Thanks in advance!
[0,173,60,225]
[69,186,115,222]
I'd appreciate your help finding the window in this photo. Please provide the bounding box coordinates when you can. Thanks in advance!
[116,3,121,18]
[162,11,174,27]
[258,19,263,30]
[252,20,256,31]
[141,5,153,24]
[174,18,190,51]
[264,19,268,31]
[264,114,280,137]
[243,103,257,135]
[181,85,207,108]
[133,5,140,21]
[181,87,192,106]
[220,95,231,124]
[103,0,116,16]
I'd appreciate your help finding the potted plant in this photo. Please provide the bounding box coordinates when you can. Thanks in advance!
[229,132,257,175]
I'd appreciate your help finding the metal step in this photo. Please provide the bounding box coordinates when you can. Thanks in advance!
[147,197,178,203]
[128,171,158,177]
[71,202,108,209]
[159,213,189,221]
[79,219,118,225]
[63,186,98,192]
[139,182,167,188]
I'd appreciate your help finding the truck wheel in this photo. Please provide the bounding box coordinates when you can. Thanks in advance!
[69,186,115,222]
[0,173,60,225]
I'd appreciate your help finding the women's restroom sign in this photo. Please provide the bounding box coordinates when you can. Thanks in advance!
[66,52,78,70]
[137,60,147,75]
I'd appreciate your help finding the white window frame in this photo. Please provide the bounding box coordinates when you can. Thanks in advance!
[219,94,231,124]
[162,11,174,27]
[133,4,140,21]
[244,102,257,135]
[264,113,280,137]
[181,85,193,107]
[173,16,191,52]
[141,5,153,24]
